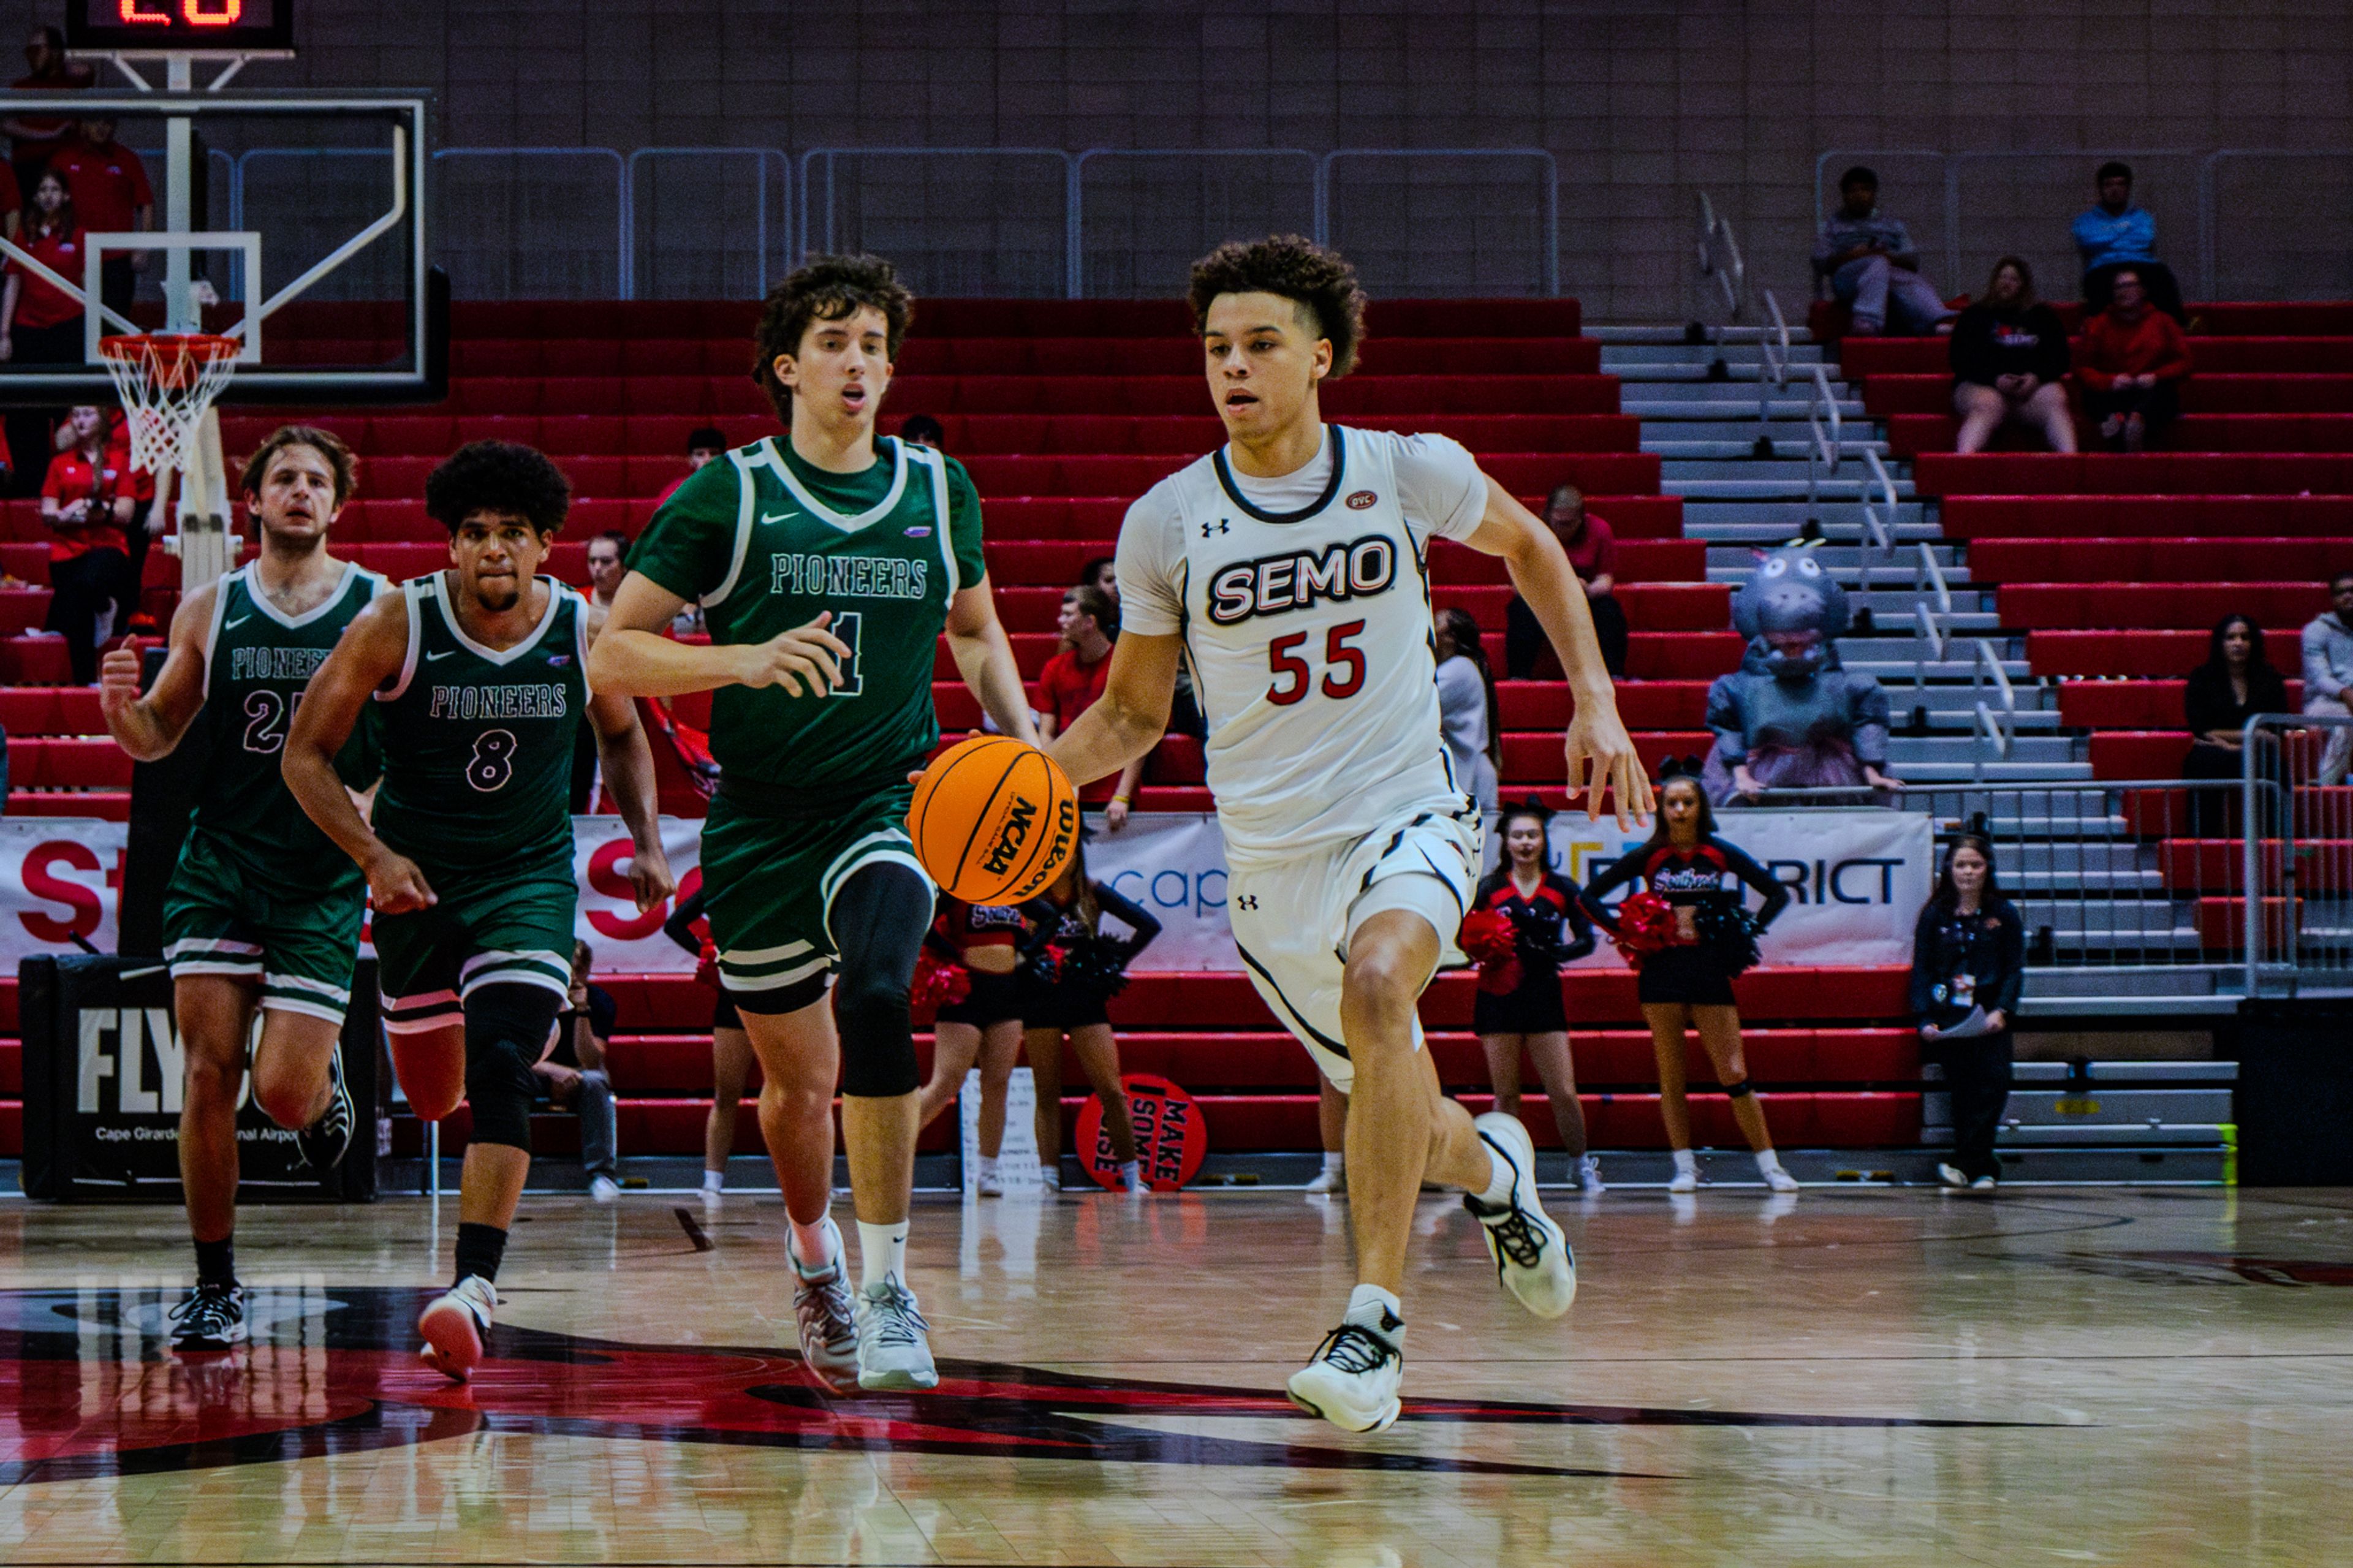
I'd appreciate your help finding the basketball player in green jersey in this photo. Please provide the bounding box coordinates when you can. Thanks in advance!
[97,426,387,1352]
[284,441,673,1381]
[589,256,1038,1393]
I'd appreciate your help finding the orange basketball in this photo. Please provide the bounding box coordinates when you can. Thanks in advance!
[907,735,1080,903]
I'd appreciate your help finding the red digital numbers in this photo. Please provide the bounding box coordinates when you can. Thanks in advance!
[116,0,244,26]
[1264,620,1368,705]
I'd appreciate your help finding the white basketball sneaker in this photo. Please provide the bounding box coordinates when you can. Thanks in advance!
[418,1276,497,1382]
[1287,1306,1406,1433]
[1576,1154,1606,1195]
[854,1275,939,1391]
[1463,1113,1577,1319]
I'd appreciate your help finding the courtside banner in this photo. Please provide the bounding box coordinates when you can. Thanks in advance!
[0,812,1928,974]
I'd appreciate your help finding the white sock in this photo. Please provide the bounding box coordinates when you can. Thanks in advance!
[1320,1152,1344,1176]
[976,1156,999,1183]
[1476,1143,1517,1208]
[702,1169,724,1194]
[1755,1149,1786,1178]
[1118,1160,1142,1191]
[1039,1164,1061,1191]
[857,1219,909,1292]
[1672,1148,1698,1178]
[788,1213,835,1276]
[1345,1282,1404,1343]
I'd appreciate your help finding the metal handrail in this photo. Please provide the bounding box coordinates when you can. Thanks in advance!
[1911,540,1950,613]
[1758,288,1792,431]
[1803,361,1841,514]
[433,146,627,300]
[1855,444,1896,577]
[2239,710,2353,998]
[624,147,790,301]
[1912,599,1948,702]
[1696,191,1744,323]
[1070,148,1318,300]
[1320,148,1560,297]
[1972,638,2018,780]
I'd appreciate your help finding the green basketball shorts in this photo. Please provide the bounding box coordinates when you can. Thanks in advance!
[372,857,578,1035]
[161,828,366,1026]
[698,784,933,1012]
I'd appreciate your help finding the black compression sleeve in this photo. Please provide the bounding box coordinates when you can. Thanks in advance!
[1092,880,1162,959]
[660,887,708,956]
[1716,836,1792,928]
[1577,848,1645,931]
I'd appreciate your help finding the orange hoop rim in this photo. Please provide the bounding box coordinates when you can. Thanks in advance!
[96,331,243,366]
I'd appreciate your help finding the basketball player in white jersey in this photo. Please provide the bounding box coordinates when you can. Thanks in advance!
[1045,237,1654,1431]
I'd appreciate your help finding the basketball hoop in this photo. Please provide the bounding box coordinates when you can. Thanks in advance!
[97,333,242,477]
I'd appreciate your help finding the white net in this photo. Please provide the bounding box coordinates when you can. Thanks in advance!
[97,334,241,476]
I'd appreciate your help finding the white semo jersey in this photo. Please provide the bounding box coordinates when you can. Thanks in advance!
[1116,424,1488,857]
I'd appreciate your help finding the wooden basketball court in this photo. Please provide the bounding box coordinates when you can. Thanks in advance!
[3,1186,2346,1566]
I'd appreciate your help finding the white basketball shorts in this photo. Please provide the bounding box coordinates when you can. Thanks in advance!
[1223,799,1482,1093]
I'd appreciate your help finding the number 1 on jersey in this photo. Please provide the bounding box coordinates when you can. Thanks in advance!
[831,610,864,699]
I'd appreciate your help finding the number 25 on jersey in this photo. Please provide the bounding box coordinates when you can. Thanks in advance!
[1266,619,1366,706]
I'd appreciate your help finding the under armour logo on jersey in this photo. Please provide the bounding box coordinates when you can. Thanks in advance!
[1207,534,1398,626]
[1200,518,1230,538]
[1234,894,1259,911]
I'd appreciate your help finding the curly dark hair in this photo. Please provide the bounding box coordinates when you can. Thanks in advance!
[752,253,915,424]
[1186,235,1368,379]
[240,424,358,509]
[424,441,572,537]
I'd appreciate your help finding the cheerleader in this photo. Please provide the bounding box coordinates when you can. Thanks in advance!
[1579,763,1796,1192]
[1021,836,1161,1192]
[1466,801,1603,1194]
[662,887,756,1205]
[914,895,1039,1195]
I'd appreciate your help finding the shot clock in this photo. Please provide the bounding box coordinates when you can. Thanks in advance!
[66,0,295,53]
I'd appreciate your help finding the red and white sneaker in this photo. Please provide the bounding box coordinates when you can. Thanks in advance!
[418,1275,497,1382]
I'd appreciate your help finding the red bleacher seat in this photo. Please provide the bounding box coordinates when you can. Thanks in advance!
[1998,582,2328,630]
[1867,372,2353,419]
[2027,628,2299,677]
[1892,412,2353,459]
[2058,678,2305,730]
[1915,452,2353,497]
[1944,494,2353,539]
[1843,335,2353,379]
[1971,539,2352,585]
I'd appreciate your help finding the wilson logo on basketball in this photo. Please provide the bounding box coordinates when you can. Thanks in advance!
[1345,490,1377,510]
[981,797,1039,877]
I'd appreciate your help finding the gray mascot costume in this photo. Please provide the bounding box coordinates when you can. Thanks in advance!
[1701,545,1895,804]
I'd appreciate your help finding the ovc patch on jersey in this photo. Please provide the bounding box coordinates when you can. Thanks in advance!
[1207,534,1397,626]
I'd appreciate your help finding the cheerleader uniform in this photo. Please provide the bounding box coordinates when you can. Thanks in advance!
[1468,868,1596,1035]
[662,887,740,1032]
[1579,836,1790,1006]
[1018,881,1163,1031]
[932,896,1039,1029]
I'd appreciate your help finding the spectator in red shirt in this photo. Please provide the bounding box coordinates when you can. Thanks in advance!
[4,27,91,195]
[2075,267,2193,453]
[654,425,729,507]
[4,170,86,498]
[1507,482,1627,678]
[49,120,152,319]
[0,159,19,243]
[1036,583,1143,827]
[40,403,136,683]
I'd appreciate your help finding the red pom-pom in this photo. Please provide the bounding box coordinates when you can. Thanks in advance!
[694,938,721,992]
[1610,892,1679,971]
[1457,907,1518,964]
[912,950,971,1009]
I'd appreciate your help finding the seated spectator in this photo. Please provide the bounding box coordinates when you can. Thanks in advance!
[40,404,134,684]
[2303,570,2353,787]
[1434,606,1500,808]
[2183,613,2290,834]
[1079,555,1115,600]
[2077,267,2191,453]
[1812,166,1957,337]
[48,119,151,319]
[898,413,944,449]
[1507,482,1626,678]
[2072,162,2184,323]
[1950,257,2076,456]
[537,940,622,1202]
[655,426,731,507]
[1038,583,1143,828]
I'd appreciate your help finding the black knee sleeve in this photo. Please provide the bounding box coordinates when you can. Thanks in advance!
[464,984,563,1150]
[1723,1078,1755,1100]
[829,861,931,1099]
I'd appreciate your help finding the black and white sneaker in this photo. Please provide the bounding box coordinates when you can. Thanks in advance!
[1463,1112,1577,1319]
[168,1281,247,1350]
[295,1047,354,1173]
[1287,1312,1406,1433]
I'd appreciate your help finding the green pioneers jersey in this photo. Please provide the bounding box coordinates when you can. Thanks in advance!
[628,436,985,804]
[372,572,593,879]
[189,559,385,887]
